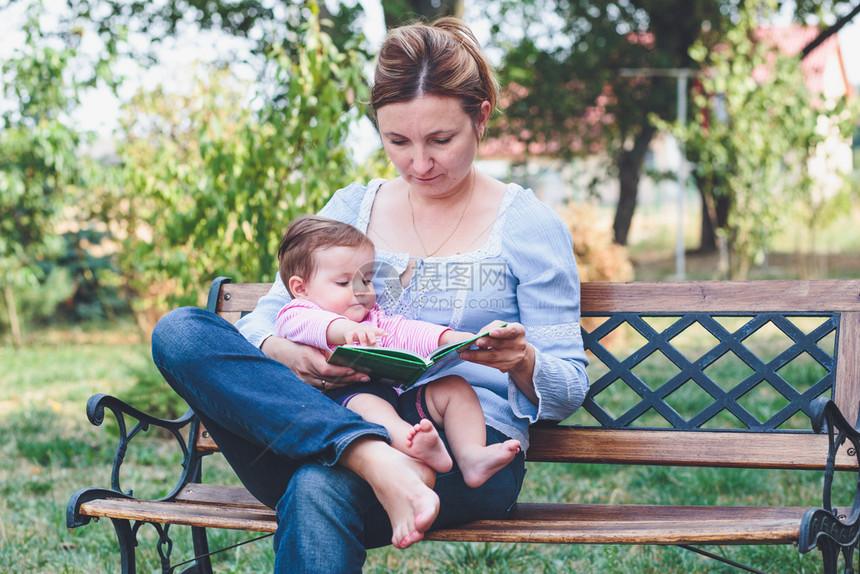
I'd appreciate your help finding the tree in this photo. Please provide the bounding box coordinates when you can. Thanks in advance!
[662,0,855,278]
[485,0,859,247]
[0,1,113,346]
[103,4,372,329]
[489,0,735,245]
[45,0,464,62]
[34,0,464,328]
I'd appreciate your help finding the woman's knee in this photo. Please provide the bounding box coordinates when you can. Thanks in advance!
[152,306,238,369]
[152,307,210,351]
[153,307,197,360]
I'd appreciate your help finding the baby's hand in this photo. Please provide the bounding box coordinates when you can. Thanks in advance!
[343,325,387,347]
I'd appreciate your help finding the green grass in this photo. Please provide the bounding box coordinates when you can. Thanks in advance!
[0,323,276,572]
[0,319,853,573]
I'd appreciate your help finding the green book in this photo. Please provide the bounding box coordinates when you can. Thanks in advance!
[327,324,505,389]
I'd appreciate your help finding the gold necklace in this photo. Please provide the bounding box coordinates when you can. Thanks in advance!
[408,167,476,258]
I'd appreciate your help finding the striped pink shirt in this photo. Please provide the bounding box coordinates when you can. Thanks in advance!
[275,299,450,355]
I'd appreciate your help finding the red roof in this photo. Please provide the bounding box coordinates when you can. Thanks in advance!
[755,26,854,98]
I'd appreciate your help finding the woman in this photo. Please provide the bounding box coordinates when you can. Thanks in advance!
[151,17,588,573]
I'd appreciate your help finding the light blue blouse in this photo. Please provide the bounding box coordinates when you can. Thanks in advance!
[236,179,589,450]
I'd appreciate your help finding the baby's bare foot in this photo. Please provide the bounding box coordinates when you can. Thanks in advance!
[461,439,521,488]
[406,419,453,474]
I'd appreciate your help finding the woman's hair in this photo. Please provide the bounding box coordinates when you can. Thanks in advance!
[278,215,375,296]
[370,17,498,136]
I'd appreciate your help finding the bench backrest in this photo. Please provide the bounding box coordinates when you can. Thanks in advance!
[201,277,860,471]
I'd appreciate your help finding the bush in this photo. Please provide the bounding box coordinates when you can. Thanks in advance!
[559,202,634,283]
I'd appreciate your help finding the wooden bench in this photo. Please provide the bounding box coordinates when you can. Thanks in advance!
[68,277,860,573]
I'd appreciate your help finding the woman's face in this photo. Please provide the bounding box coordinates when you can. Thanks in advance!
[376,95,490,199]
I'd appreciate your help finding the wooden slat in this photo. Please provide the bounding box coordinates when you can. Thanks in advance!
[835,312,860,426]
[215,280,860,317]
[196,425,219,454]
[81,492,814,546]
[176,484,267,510]
[580,280,860,314]
[173,483,814,545]
[79,498,277,533]
[217,283,271,315]
[526,427,857,470]
[218,311,243,325]
[425,503,810,545]
[194,425,857,471]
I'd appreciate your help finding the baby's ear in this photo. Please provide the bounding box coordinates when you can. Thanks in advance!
[288,276,308,298]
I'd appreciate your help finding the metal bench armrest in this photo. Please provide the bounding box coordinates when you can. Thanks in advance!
[799,397,860,572]
[84,393,204,501]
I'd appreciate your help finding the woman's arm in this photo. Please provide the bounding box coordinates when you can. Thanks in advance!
[481,193,590,422]
[235,276,291,348]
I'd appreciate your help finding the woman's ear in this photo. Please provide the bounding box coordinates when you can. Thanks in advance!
[477,100,492,136]
[288,276,308,298]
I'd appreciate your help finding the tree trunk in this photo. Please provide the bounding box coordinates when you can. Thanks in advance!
[695,173,717,253]
[613,124,657,245]
[4,284,22,349]
[697,180,732,253]
[699,194,717,252]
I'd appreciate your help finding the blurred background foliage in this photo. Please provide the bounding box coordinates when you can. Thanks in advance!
[1,0,858,346]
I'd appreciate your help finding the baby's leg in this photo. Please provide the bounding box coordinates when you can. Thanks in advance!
[347,392,452,473]
[424,376,520,488]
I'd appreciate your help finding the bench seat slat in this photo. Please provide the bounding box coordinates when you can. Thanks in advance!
[426,503,808,545]
[79,498,277,533]
[80,489,814,546]
[178,484,810,544]
[177,483,267,509]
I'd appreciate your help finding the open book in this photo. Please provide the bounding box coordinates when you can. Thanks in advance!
[327,325,504,389]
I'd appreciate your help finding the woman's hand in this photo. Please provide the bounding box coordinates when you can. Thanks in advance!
[459,321,538,405]
[260,335,370,392]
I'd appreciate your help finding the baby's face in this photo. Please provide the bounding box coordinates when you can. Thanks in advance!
[303,244,377,322]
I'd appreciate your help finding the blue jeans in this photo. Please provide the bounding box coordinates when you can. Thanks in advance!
[151,307,525,573]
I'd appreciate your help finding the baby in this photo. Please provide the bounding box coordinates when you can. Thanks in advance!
[275,215,520,494]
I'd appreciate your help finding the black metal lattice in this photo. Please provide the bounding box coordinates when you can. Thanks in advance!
[578,312,839,431]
